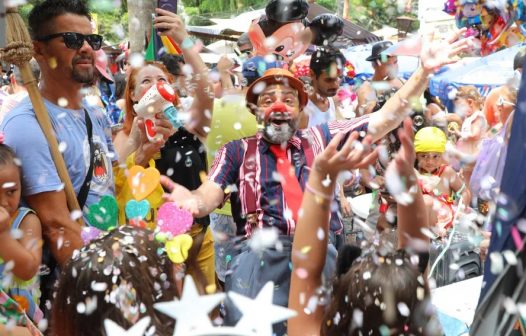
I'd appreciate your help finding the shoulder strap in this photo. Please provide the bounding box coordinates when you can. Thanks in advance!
[242,137,259,215]
[10,207,34,230]
[77,109,94,209]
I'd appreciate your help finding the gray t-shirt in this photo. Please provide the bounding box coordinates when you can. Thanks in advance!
[1,97,116,225]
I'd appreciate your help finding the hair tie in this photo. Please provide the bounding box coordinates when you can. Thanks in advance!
[0,132,4,144]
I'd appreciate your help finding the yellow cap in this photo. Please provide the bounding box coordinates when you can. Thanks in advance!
[414,127,447,153]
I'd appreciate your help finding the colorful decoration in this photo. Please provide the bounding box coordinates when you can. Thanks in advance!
[248,0,343,62]
[165,234,193,264]
[125,199,151,220]
[157,202,193,237]
[87,195,118,231]
[127,165,161,201]
[81,226,103,244]
[444,0,458,15]
[145,20,182,61]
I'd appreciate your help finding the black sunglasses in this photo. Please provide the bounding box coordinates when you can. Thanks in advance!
[36,32,103,51]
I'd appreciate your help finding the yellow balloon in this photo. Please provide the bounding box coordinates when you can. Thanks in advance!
[165,234,193,264]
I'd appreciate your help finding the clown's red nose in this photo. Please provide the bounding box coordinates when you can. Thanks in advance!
[269,102,287,113]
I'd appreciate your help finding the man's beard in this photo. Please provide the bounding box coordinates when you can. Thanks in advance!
[72,56,95,84]
[262,119,297,144]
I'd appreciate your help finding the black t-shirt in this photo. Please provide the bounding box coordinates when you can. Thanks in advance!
[155,127,210,226]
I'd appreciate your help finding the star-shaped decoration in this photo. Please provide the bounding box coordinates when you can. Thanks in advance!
[154,275,226,336]
[104,316,151,336]
[228,282,297,336]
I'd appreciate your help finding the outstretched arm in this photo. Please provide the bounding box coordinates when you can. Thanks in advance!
[384,119,429,250]
[155,8,214,140]
[369,29,472,143]
[288,132,378,336]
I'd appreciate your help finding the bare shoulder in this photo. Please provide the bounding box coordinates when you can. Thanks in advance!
[19,212,42,231]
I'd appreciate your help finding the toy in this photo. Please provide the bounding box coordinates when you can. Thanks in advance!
[157,202,193,237]
[87,195,119,231]
[444,0,458,15]
[133,81,182,142]
[248,0,343,62]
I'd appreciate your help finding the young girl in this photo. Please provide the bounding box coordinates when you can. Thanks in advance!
[453,85,487,187]
[0,144,43,335]
[414,127,470,233]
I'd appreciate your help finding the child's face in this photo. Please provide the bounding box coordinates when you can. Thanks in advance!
[0,163,21,216]
[417,152,442,173]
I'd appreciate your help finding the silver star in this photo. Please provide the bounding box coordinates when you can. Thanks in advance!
[154,276,226,336]
[228,281,297,336]
[104,316,151,336]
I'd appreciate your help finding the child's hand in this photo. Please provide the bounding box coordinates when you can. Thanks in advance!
[0,206,10,234]
[313,131,378,178]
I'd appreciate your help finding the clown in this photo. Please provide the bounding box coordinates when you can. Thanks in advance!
[414,127,471,233]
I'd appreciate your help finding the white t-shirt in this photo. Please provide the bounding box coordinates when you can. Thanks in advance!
[1,97,116,225]
[304,97,337,127]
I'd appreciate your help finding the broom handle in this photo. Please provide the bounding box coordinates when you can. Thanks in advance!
[20,64,84,225]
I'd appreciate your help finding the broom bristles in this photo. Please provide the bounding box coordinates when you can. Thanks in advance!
[2,8,33,66]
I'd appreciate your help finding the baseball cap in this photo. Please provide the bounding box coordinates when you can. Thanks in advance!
[366,41,394,62]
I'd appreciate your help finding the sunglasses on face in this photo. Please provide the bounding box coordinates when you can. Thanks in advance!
[36,32,103,51]
[496,95,515,107]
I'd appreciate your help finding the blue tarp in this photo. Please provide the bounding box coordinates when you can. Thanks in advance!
[429,43,526,103]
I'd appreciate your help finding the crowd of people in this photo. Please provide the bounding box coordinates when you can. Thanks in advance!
[0,0,522,335]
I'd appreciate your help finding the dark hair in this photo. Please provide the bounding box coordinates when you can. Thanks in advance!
[28,0,92,39]
[51,226,178,336]
[159,54,185,77]
[321,250,437,336]
[0,144,18,167]
[309,48,346,78]
[237,33,252,48]
[513,48,526,71]
[113,72,126,100]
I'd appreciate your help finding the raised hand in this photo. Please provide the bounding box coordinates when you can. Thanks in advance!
[420,28,473,74]
[313,132,378,178]
[160,176,201,216]
[385,118,417,204]
[154,8,189,46]
[134,113,174,167]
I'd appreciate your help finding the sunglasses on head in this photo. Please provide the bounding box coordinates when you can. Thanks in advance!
[496,95,515,107]
[36,32,103,51]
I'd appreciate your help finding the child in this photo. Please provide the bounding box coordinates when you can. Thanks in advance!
[452,85,487,187]
[52,226,177,336]
[0,144,43,334]
[414,127,470,233]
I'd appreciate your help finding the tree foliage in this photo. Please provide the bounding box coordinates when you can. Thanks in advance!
[18,0,129,45]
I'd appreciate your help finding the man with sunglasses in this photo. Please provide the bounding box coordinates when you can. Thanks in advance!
[1,0,171,267]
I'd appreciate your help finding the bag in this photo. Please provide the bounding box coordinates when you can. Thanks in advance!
[470,115,511,201]
[429,233,482,288]
[223,235,337,336]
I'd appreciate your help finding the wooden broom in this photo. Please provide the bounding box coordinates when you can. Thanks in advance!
[0,7,83,225]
